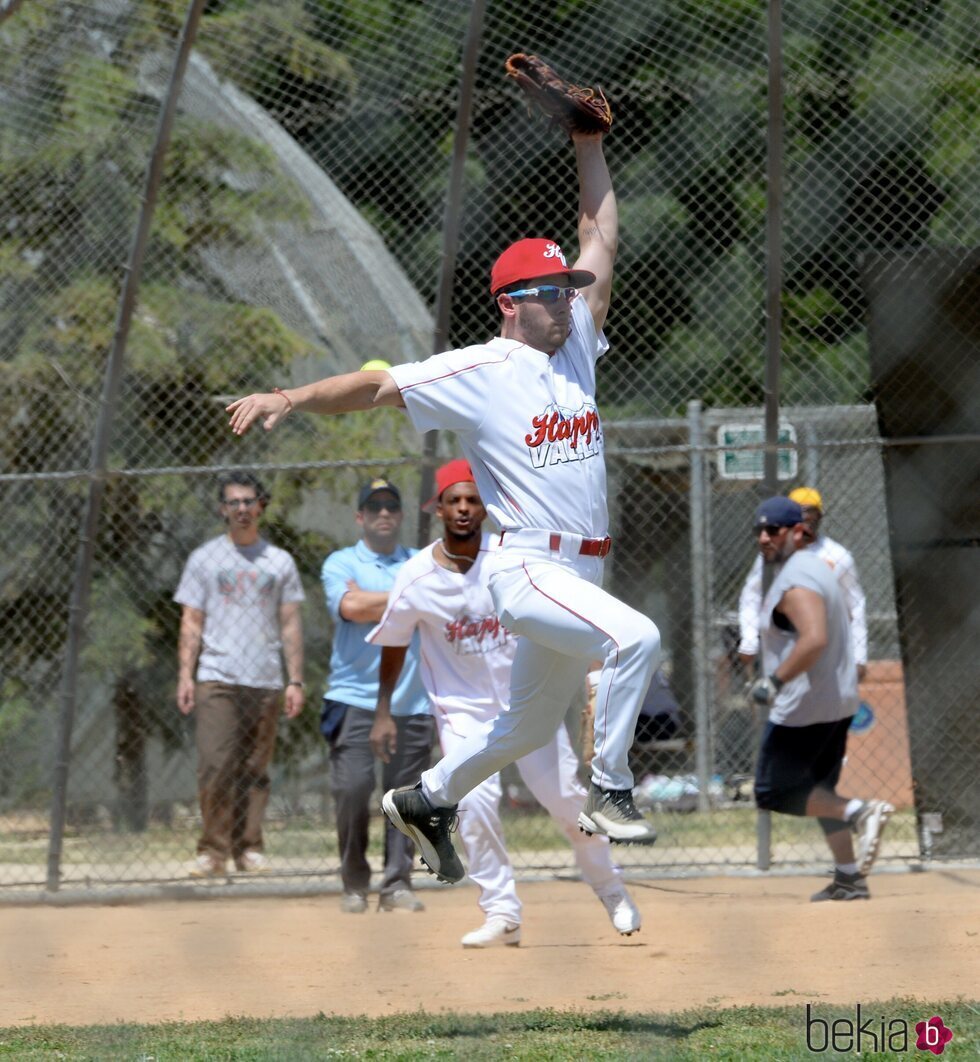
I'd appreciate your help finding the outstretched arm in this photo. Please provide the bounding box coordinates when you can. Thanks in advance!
[227,369,404,436]
[572,133,617,334]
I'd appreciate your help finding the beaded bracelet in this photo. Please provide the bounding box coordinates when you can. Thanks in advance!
[273,387,293,414]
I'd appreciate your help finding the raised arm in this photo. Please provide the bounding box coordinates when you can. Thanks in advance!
[227,369,404,436]
[572,133,617,333]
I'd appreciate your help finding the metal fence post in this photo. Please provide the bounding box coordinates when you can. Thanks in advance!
[417,0,487,546]
[757,0,785,872]
[45,0,208,891]
[688,401,712,811]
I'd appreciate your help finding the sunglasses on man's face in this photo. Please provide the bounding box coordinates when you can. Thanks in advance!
[506,285,576,304]
[755,523,789,537]
[363,498,401,514]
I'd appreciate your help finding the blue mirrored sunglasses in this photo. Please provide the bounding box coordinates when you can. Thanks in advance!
[506,285,576,304]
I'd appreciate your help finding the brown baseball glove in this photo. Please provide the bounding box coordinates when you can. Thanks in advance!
[505,53,612,136]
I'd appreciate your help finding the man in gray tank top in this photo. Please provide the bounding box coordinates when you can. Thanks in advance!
[747,497,894,901]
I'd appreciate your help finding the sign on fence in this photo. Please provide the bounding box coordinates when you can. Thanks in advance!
[716,422,798,480]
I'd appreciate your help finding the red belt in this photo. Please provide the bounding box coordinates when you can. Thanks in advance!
[548,533,612,558]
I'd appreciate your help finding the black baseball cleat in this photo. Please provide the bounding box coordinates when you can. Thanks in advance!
[810,871,870,902]
[381,783,465,884]
[577,783,658,844]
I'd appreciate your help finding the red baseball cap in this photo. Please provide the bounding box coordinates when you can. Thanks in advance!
[490,238,596,295]
[422,458,476,512]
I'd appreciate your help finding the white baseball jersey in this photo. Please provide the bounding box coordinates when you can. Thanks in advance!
[737,533,868,664]
[366,534,513,734]
[387,296,609,538]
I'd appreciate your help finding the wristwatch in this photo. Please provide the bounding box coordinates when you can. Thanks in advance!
[287,680,304,688]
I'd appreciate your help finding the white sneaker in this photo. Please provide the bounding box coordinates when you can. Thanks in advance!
[578,784,658,844]
[598,886,642,936]
[378,887,425,912]
[460,915,521,949]
[188,853,225,878]
[340,891,368,914]
[852,799,895,875]
[235,850,270,873]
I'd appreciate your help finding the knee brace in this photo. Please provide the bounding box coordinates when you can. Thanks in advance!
[818,815,851,836]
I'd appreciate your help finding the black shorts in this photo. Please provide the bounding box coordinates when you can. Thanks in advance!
[754,717,853,816]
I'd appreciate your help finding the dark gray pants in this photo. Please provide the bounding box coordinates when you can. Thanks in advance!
[325,703,433,896]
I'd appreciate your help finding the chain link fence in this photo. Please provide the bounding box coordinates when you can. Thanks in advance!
[1,0,976,898]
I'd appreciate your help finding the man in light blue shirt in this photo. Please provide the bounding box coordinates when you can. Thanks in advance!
[320,477,432,914]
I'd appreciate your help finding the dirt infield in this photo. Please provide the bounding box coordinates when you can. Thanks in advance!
[1,868,976,1027]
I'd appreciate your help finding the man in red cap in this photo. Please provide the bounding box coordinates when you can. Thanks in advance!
[228,126,661,884]
[366,460,642,946]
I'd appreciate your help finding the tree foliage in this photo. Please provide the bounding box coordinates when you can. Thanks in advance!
[0,3,405,814]
[198,0,976,414]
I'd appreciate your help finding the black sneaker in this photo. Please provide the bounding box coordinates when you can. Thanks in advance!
[381,784,465,884]
[810,871,870,902]
[577,783,658,844]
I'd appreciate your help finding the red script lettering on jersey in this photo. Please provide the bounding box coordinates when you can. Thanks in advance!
[524,409,599,450]
[445,615,503,643]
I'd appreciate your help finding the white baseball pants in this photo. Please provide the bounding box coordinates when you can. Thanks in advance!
[437,710,622,924]
[422,532,660,805]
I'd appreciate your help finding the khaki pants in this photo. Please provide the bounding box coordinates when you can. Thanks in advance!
[194,681,281,861]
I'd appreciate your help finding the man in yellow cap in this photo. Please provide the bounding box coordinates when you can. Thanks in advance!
[738,486,868,682]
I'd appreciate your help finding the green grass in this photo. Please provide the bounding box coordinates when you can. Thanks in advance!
[0,1000,975,1060]
[0,807,919,870]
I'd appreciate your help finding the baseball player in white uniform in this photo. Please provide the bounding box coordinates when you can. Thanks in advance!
[227,130,661,884]
[738,487,868,680]
[366,459,642,946]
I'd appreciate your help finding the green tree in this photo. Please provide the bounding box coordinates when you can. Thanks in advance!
[0,4,408,826]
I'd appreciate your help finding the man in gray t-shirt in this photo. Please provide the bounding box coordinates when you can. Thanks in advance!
[747,497,894,902]
[174,472,305,878]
